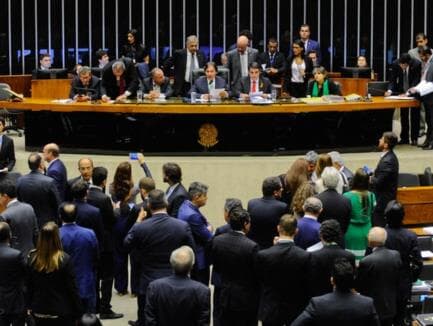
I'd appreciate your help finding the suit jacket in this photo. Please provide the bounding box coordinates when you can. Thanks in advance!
[341,166,354,186]
[142,76,174,98]
[166,183,189,218]
[0,243,26,315]
[0,200,38,257]
[247,196,288,249]
[178,200,213,270]
[145,275,210,326]
[189,75,228,96]
[210,231,259,312]
[46,158,68,201]
[60,223,99,300]
[0,135,15,171]
[100,58,139,99]
[294,216,321,250]
[124,212,195,295]
[16,171,61,228]
[316,189,352,233]
[284,55,314,93]
[86,186,116,253]
[309,244,356,297]
[408,47,422,62]
[388,58,421,94]
[225,47,259,87]
[256,241,311,325]
[163,49,206,97]
[73,199,105,251]
[307,79,342,96]
[257,51,286,84]
[69,75,101,100]
[291,290,380,326]
[357,246,402,320]
[27,251,82,318]
[233,76,273,98]
[65,175,86,201]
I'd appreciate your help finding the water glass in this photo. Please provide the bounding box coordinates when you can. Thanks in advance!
[136,90,143,103]
[191,91,197,103]
[271,88,277,102]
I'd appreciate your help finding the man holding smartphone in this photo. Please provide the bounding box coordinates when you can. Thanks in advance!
[69,66,101,101]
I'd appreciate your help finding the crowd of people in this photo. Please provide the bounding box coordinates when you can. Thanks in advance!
[0,129,424,326]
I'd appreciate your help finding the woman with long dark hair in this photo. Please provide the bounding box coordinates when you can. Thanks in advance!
[284,39,313,98]
[121,29,148,64]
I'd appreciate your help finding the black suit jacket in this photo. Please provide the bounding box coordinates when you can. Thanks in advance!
[291,290,380,326]
[371,150,399,226]
[100,58,139,99]
[142,76,174,98]
[257,51,286,84]
[163,49,206,97]
[309,244,356,297]
[0,244,26,315]
[69,75,101,100]
[247,196,288,249]
[357,246,402,320]
[211,231,259,312]
[256,241,310,325]
[65,176,82,201]
[388,57,421,94]
[166,183,189,218]
[86,186,116,253]
[145,275,210,326]
[0,135,16,171]
[316,189,352,233]
[74,199,105,251]
[233,76,273,98]
[16,171,61,228]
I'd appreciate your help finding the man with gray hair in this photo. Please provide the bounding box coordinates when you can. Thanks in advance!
[100,58,139,102]
[328,151,354,190]
[145,246,210,326]
[305,150,318,178]
[142,68,173,99]
[294,197,322,249]
[69,65,101,101]
[178,182,213,285]
[163,35,206,97]
[357,227,402,326]
[316,167,352,233]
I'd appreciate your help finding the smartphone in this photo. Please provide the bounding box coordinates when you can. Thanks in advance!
[129,152,139,160]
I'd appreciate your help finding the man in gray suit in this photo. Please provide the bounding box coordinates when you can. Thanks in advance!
[408,33,428,62]
[0,180,38,257]
[225,35,258,87]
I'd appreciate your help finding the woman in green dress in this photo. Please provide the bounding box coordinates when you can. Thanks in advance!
[343,168,376,262]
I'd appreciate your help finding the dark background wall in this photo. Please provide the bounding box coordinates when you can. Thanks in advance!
[1,0,432,80]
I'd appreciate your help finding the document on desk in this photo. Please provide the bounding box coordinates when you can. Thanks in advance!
[51,99,74,104]
[210,88,226,99]
[423,226,433,235]
[385,95,415,100]
[422,250,433,259]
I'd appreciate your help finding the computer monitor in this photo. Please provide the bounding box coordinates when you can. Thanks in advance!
[367,81,389,96]
[340,66,372,78]
[34,68,69,79]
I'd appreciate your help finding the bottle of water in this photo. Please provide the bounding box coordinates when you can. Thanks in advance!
[191,91,197,103]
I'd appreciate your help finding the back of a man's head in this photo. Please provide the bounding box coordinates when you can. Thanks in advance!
[92,167,108,186]
[262,176,282,197]
[28,152,42,171]
[148,189,168,212]
[71,180,89,200]
[278,214,297,237]
[303,197,322,216]
[0,180,17,198]
[320,219,342,244]
[170,246,195,276]
[332,258,354,292]
[0,221,11,243]
[229,208,250,231]
[321,167,340,190]
[59,202,77,223]
[138,177,156,192]
[368,227,387,247]
[224,198,243,214]
[385,200,405,228]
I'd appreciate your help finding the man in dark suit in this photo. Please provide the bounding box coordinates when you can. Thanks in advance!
[233,62,272,99]
[124,189,195,326]
[292,258,380,326]
[142,68,174,99]
[385,53,421,145]
[43,143,68,201]
[296,24,322,64]
[316,166,352,234]
[59,203,99,314]
[257,214,311,326]
[309,219,356,297]
[294,197,322,250]
[16,153,61,228]
[257,38,286,85]
[0,117,16,173]
[86,167,122,320]
[162,162,188,218]
[163,35,206,97]
[357,227,402,326]
[0,222,27,326]
[225,35,259,88]
[370,132,399,226]
[144,246,210,325]
[189,62,229,99]
[66,157,93,201]
[247,176,287,249]
[0,180,38,258]
[211,208,259,326]
[69,66,101,101]
[100,58,139,102]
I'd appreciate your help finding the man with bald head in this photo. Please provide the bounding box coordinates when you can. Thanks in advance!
[357,227,401,326]
[43,143,67,201]
[65,157,94,201]
[225,35,259,87]
[142,68,174,99]
[163,35,206,97]
[100,58,139,102]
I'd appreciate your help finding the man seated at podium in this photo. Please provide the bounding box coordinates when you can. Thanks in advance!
[233,62,272,100]
[307,66,342,97]
[69,66,101,101]
[188,62,229,100]
[100,58,139,102]
[142,68,174,99]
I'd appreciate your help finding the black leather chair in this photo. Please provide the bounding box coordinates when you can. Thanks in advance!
[191,67,230,86]
[367,81,389,96]
[398,173,420,187]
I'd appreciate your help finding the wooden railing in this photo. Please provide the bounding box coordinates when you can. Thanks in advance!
[398,186,433,226]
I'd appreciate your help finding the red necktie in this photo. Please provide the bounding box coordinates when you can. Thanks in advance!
[118,78,126,96]
[252,80,257,92]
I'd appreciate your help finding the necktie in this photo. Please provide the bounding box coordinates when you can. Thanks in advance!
[252,80,257,93]
[208,80,214,92]
[118,78,126,96]
[189,54,197,82]
[403,69,409,91]
[270,54,274,66]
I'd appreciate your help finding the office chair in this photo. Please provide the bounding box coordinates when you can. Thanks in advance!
[0,83,23,137]
[398,173,420,187]
[367,81,389,96]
